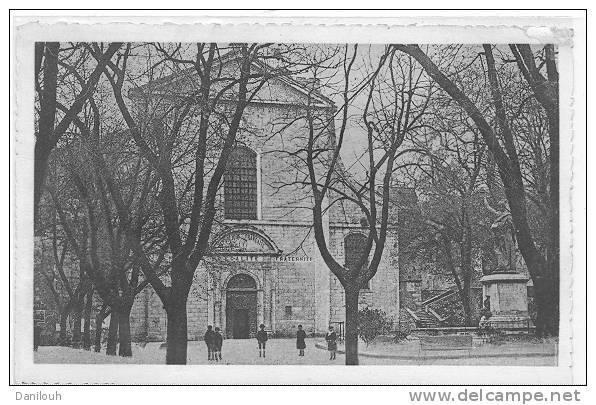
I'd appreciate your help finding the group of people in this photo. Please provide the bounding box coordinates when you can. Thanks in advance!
[203,325,223,361]
[202,324,340,362]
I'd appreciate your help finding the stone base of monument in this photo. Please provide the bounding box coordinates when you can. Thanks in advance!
[480,272,532,331]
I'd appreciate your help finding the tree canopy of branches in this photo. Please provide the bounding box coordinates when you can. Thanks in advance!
[34,42,122,219]
[44,91,166,356]
[274,45,434,364]
[88,42,311,364]
[394,44,559,335]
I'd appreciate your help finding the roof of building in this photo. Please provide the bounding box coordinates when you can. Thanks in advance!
[129,49,335,109]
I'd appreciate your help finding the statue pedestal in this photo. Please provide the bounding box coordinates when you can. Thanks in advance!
[480,272,531,329]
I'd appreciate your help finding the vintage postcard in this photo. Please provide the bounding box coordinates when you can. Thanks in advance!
[10,11,586,385]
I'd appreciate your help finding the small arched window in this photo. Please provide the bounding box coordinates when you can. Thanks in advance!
[224,147,258,220]
[344,233,371,290]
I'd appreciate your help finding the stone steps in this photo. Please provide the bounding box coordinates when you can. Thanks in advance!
[412,309,441,328]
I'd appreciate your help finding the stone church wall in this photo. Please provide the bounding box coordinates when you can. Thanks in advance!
[127,69,401,343]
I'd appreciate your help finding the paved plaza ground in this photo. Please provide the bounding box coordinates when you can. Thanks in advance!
[34,337,557,366]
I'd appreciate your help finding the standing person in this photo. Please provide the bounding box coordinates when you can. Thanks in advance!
[204,325,215,361]
[213,327,223,362]
[256,324,268,358]
[296,324,306,357]
[325,325,337,360]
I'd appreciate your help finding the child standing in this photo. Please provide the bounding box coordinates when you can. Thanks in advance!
[256,324,268,358]
[325,326,337,360]
[213,327,223,362]
[296,324,306,357]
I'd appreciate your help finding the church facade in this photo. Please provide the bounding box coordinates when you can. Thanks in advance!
[128,57,402,341]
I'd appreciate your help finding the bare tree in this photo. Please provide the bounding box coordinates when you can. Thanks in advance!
[405,135,489,325]
[35,44,122,349]
[394,44,559,335]
[44,178,93,349]
[91,42,304,364]
[45,91,166,356]
[277,45,433,364]
[34,42,121,217]
[34,221,90,346]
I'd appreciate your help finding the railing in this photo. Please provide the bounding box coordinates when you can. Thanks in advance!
[425,290,462,325]
[420,289,458,307]
[405,307,420,322]
[487,318,533,332]
[426,307,448,323]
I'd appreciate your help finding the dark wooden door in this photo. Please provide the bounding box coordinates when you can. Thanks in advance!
[233,309,249,339]
[226,288,257,339]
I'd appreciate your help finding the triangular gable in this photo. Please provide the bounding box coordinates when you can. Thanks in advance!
[130,51,334,109]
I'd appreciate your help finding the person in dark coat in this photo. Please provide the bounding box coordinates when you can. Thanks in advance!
[325,325,338,360]
[204,325,215,361]
[213,327,223,362]
[256,324,268,358]
[296,324,306,356]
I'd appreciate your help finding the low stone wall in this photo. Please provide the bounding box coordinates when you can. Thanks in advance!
[412,326,535,336]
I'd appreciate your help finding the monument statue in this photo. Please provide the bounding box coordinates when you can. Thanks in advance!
[480,197,530,328]
[484,197,517,274]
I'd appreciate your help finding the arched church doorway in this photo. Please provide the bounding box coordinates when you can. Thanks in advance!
[225,273,258,339]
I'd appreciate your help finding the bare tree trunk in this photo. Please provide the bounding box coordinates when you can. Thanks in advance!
[535,276,559,337]
[441,236,472,326]
[106,309,119,356]
[94,306,108,353]
[94,324,103,353]
[461,227,474,326]
[166,273,190,365]
[59,311,68,345]
[34,42,59,217]
[165,308,188,364]
[459,268,473,326]
[118,303,133,357]
[344,287,360,366]
[71,304,83,348]
[34,141,54,220]
[461,289,473,326]
[82,291,93,350]
[544,101,560,336]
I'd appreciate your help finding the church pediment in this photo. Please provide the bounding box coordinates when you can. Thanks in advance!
[129,50,334,109]
[210,227,282,256]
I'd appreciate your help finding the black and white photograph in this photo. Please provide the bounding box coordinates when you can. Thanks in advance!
[10,11,586,385]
